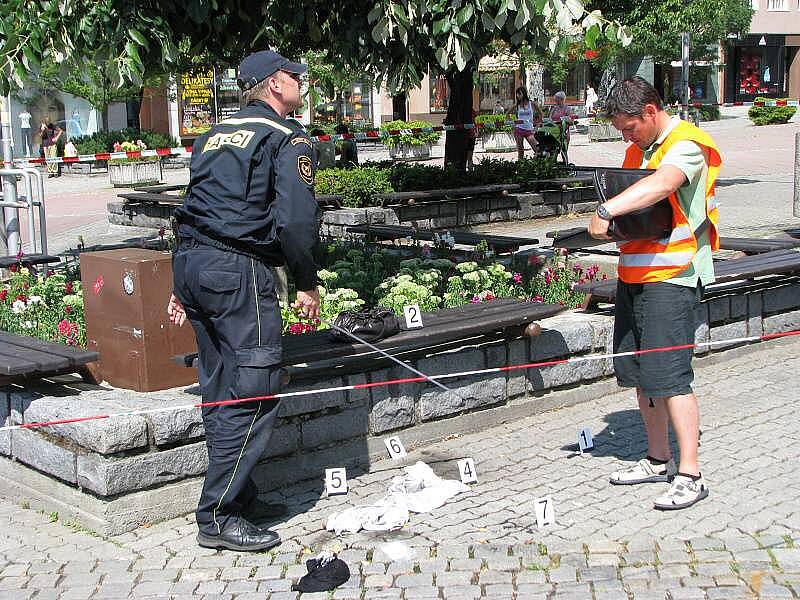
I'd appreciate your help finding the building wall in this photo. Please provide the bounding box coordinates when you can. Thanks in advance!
[750,1,800,35]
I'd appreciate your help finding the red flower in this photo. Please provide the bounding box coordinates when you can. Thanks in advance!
[8,263,17,273]
[15,294,26,303]
[64,305,72,315]
[64,281,74,294]
[584,49,599,60]
[58,319,71,335]
[0,290,7,302]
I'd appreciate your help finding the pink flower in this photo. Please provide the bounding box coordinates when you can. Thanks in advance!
[528,255,543,266]
[601,273,608,280]
[64,281,74,294]
[64,305,72,315]
[421,244,431,257]
[533,295,543,302]
[512,272,522,283]
[8,263,17,273]
[471,295,481,304]
[559,248,569,256]
[158,226,166,238]
[58,319,71,335]
[289,323,304,335]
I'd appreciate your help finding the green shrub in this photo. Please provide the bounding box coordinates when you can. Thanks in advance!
[380,120,441,147]
[514,156,559,188]
[475,113,512,134]
[748,97,797,126]
[72,128,178,155]
[315,167,393,207]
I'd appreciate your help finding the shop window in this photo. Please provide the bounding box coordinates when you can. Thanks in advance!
[430,75,449,113]
[767,0,786,9]
[478,72,515,112]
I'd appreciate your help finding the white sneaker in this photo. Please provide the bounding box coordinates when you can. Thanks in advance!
[653,474,709,510]
[609,457,677,485]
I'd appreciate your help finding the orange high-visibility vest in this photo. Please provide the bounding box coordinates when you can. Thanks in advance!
[618,119,721,284]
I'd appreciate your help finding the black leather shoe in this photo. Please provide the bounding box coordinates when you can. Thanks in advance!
[197,517,280,552]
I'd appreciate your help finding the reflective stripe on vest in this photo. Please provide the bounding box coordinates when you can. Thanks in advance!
[618,120,722,284]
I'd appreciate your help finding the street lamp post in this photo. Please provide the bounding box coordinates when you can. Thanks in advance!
[0,95,19,256]
[681,32,691,122]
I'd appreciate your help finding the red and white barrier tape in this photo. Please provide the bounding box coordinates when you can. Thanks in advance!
[3,329,798,434]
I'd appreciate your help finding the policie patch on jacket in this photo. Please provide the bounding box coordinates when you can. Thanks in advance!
[297,155,314,185]
[202,129,255,153]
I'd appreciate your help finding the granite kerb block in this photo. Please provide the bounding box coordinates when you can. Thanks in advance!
[763,282,800,314]
[77,441,208,496]
[530,313,594,360]
[0,392,10,455]
[23,396,148,454]
[369,366,418,434]
[12,428,77,484]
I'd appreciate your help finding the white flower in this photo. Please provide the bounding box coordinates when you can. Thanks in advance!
[11,300,26,314]
[27,295,42,306]
[22,321,33,329]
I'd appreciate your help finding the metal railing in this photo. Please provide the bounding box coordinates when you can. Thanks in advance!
[0,167,48,256]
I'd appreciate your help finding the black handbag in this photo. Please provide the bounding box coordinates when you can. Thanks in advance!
[594,168,674,242]
[329,307,401,343]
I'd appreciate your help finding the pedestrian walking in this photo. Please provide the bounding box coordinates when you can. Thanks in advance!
[588,76,722,510]
[41,122,63,178]
[585,83,598,116]
[513,87,538,160]
[167,49,320,551]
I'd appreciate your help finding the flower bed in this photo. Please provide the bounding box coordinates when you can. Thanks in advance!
[315,158,560,207]
[0,262,85,347]
[278,240,604,335]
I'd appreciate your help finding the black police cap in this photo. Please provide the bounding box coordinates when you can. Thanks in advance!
[237,50,307,92]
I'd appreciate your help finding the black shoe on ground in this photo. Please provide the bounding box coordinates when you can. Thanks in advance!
[197,517,280,552]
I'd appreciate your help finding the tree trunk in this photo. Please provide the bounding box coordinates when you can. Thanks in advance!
[443,62,476,171]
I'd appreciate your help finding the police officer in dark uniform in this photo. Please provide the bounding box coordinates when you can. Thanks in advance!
[167,50,320,552]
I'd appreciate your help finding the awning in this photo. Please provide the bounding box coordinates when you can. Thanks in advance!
[478,52,520,73]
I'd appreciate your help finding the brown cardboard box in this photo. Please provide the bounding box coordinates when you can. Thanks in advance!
[81,248,198,391]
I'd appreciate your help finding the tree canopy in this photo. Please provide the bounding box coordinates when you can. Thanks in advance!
[0,0,629,95]
[587,0,752,63]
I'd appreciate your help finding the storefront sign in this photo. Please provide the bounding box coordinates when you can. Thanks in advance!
[179,70,215,137]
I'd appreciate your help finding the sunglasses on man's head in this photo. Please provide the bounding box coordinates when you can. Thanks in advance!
[283,71,306,84]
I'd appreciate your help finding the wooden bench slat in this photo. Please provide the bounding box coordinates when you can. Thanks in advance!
[0,254,61,268]
[576,248,800,303]
[176,300,565,370]
[0,332,98,365]
[347,225,537,252]
[376,184,520,204]
[0,346,71,376]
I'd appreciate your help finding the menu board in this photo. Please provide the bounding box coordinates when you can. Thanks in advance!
[179,70,215,137]
[216,68,241,122]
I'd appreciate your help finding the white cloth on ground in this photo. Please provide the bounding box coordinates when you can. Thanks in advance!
[325,461,470,534]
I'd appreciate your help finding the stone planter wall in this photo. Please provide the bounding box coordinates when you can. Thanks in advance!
[320,190,599,238]
[3,278,800,534]
[108,160,163,187]
[388,143,432,160]
[588,122,623,142]
[482,132,516,152]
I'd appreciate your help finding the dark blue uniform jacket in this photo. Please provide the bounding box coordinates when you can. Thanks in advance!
[174,100,320,290]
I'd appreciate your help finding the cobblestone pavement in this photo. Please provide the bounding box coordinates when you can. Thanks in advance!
[1,336,798,598]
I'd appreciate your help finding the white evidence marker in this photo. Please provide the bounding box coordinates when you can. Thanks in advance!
[384,436,408,459]
[457,458,478,484]
[325,468,348,496]
[403,304,423,329]
[577,426,594,453]
[535,495,555,528]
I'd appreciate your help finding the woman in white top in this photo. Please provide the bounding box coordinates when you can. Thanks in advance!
[585,84,598,116]
[514,86,539,160]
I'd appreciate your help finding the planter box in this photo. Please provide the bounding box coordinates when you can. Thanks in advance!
[109,160,163,188]
[588,122,622,142]
[388,143,432,160]
[482,131,516,152]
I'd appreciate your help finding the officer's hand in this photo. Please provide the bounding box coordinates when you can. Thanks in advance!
[588,213,612,240]
[167,294,187,327]
[293,288,321,320]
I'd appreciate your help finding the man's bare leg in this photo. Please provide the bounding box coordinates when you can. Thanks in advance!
[636,387,670,461]
[664,391,700,476]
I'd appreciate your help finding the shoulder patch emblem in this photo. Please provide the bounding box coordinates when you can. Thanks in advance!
[203,129,255,153]
[290,137,313,149]
[297,155,314,185]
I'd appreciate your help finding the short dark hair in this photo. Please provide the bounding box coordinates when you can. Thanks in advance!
[604,76,663,118]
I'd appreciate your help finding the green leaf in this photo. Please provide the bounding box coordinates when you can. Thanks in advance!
[481,12,494,30]
[584,24,600,48]
[367,4,383,23]
[456,5,473,26]
[128,28,149,49]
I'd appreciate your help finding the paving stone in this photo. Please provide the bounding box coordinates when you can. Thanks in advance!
[449,558,483,571]
[402,586,440,599]
[258,578,293,591]
[757,584,794,598]
[668,587,707,600]
[549,566,578,583]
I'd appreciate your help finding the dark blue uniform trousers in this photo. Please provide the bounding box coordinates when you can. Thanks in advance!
[173,239,283,536]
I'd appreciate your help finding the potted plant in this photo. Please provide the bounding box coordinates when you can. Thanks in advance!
[475,114,515,152]
[587,116,622,142]
[108,140,163,187]
[380,120,441,160]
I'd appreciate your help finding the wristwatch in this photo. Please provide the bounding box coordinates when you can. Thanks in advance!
[596,204,613,220]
